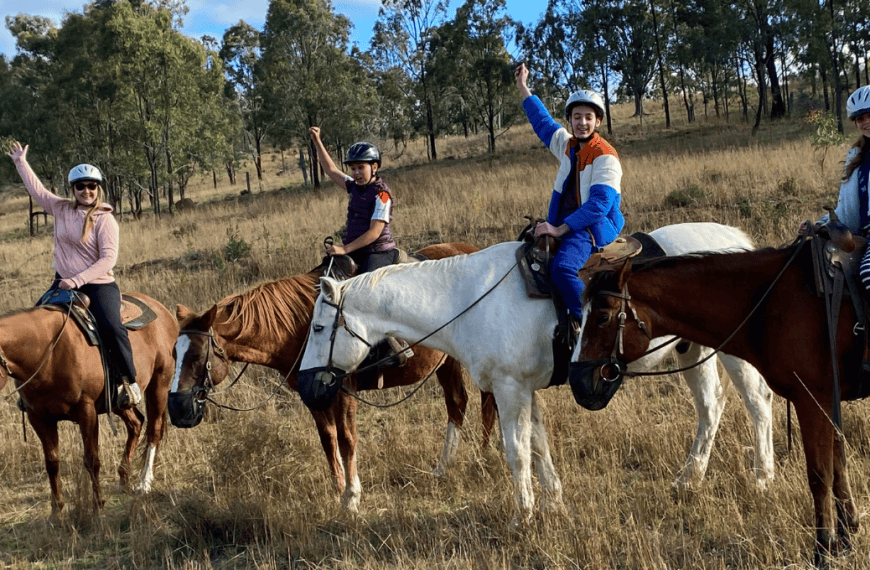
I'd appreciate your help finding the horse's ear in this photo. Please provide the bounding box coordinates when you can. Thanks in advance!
[202,304,220,326]
[319,276,340,302]
[176,304,194,322]
[616,259,634,290]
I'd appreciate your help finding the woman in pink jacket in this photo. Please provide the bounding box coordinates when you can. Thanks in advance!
[8,141,140,408]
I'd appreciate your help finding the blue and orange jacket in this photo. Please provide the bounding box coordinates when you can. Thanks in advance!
[522,95,624,246]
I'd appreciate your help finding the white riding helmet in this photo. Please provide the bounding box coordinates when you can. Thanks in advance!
[847,85,870,120]
[565,89,606,119]
[68,164,103,185]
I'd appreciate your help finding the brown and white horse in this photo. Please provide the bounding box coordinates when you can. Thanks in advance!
[572,240,867,563]
[3,293,178,515]
[171,242,497,511]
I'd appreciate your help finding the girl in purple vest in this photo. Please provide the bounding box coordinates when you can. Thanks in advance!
[309,127,397,273]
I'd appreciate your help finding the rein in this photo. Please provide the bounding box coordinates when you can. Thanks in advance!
[5,296,76,400]
[322,255,520,381]
[595,230,810,381]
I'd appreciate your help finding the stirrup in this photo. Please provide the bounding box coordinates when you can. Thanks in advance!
[386,337,414,368]
[116,380,142,408]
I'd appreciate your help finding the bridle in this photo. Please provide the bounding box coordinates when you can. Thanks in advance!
[176,327,246,400]
[315,298,373,383]
[584,286,653,383]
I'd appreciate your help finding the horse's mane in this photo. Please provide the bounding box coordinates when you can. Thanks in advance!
[332,253,469,297]
[217,271,320,337]
[587,244,777,294]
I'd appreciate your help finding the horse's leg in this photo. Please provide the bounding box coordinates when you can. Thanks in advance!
[528,392,564,515]
[30,417,64,515]
[718,354,774,489]
[793,398,837,563]
[673,344,727,489]
[136,378,168,494]
[76,404,105,512]
[491,380,535,525]
[116,406,144,492]
[432,356,467,477]
[480,391,498,450]
[334,390,361,512]
[311,409,346,495]
[832,430,858,552]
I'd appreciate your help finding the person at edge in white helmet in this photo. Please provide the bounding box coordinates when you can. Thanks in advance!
[7,141,141,408]
[308,126,398,273]
[802,85,870,292]
[515,63,624,342]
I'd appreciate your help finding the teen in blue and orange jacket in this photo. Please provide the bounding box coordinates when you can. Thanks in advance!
[515,63,624,322]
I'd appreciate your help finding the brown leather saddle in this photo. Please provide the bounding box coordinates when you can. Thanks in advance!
[39,293,158,346]
[517,232,645,299]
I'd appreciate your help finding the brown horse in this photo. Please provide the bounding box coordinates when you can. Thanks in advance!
[171,242,497,511]
[3,293,178,516]
[571,240,867,563]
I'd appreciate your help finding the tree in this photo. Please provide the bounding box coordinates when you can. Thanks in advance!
[220,21,271,181]
[259,0,373,186]
[373,0,449,161]
[432,0,518,152]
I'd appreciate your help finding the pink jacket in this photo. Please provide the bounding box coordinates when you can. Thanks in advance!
[13,158,118,287]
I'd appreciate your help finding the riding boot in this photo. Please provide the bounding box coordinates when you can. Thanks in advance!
[116,377,142,408]
[384,336,414,368]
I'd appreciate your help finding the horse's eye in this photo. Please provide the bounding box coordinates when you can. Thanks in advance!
[595,315,610,327]
[313,324,325,333]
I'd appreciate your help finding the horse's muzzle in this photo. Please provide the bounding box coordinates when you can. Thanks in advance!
[167,389,207,428]
[568,358,626,411]
[297,367,344,411]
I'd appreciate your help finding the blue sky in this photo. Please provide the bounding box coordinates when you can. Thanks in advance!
[0,0,545,60]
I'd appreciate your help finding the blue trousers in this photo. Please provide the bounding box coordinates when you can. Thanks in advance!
[552,232,595,319]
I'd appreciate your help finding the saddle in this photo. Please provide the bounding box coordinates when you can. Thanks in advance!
[37,291,158,345]
[806,213,870,375]
[516,218,651,388]
[34,290,158,409]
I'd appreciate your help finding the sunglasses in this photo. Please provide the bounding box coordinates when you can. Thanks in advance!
[74,182,98,191]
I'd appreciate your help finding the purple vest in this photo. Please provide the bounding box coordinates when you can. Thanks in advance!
[343,177,395,253]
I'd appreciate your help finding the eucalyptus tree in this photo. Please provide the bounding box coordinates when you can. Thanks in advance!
[372,0,449,161]
[432,0,518,153]
[220,21,271,181]
[516,0,581,105]
[4,14,72,189]
[259,0,373,186]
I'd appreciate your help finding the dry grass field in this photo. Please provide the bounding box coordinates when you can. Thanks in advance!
[3,101,870,569]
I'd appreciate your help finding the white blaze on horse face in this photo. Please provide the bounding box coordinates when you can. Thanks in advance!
[573,303,592,363]
[171,335,191,392]
[300,297,339,372]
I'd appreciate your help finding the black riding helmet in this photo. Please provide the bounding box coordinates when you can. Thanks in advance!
[344,142,381,168]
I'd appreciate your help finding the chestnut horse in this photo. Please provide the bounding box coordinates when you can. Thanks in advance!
[170,242,496,511]
[572,240,866,562]
[3,293,178,515]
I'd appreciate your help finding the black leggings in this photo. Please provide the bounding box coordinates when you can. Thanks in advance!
[52,275,137,380]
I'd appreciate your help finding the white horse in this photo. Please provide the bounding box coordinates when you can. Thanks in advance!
[298,222,774,522]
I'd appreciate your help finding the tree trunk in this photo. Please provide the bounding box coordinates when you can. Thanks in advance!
[765,35,786,119]
[650,0,670,128]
